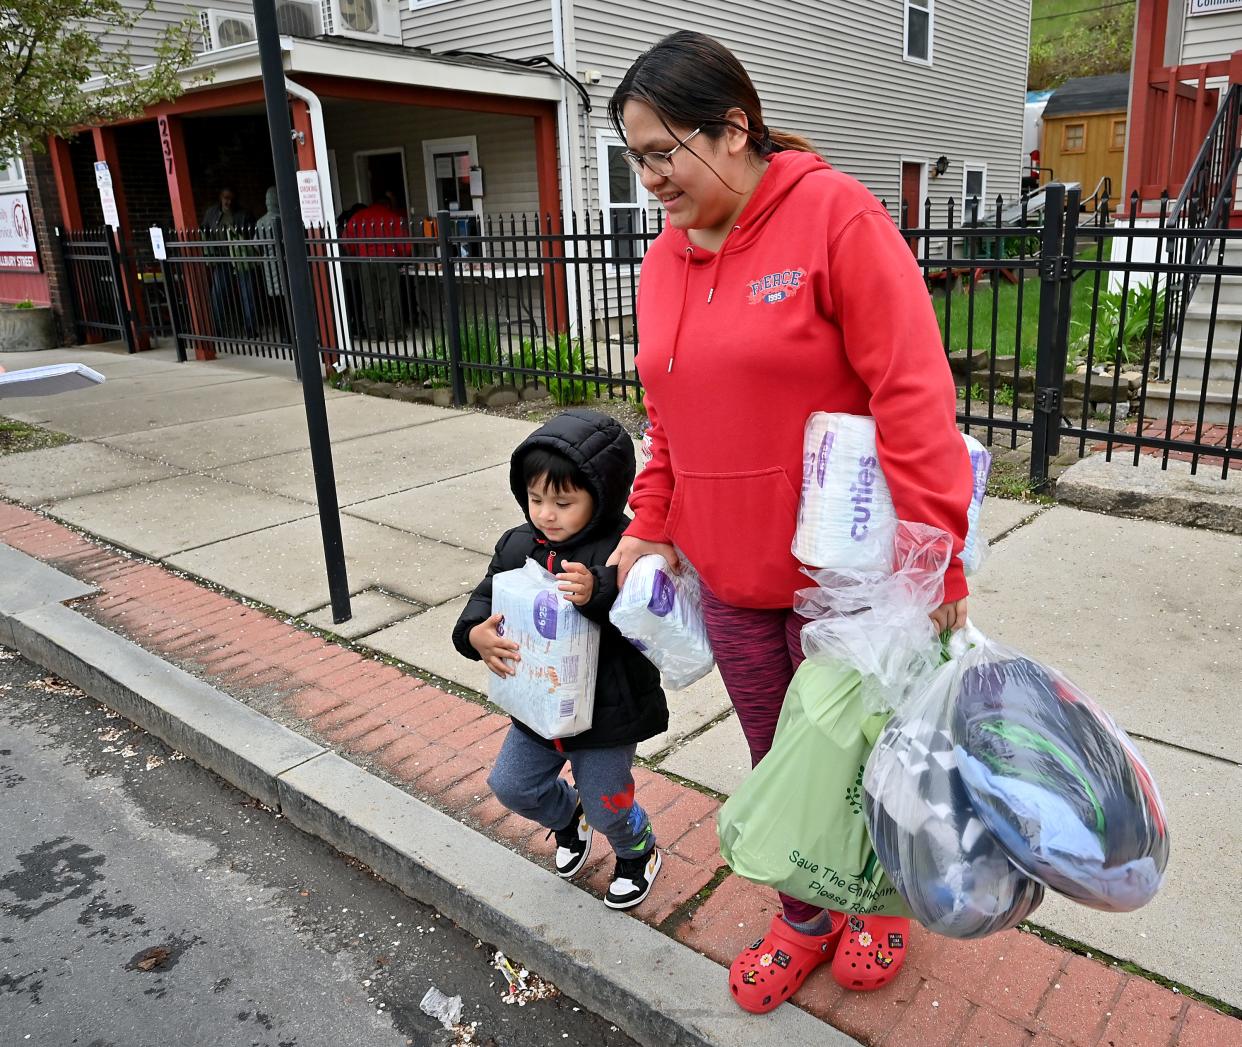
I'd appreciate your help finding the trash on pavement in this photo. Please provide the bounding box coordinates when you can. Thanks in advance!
[419,986,463,1030]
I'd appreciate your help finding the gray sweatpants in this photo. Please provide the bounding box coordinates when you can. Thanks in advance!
[487,727,655,858]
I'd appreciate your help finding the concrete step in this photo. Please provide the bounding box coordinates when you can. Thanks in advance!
[1141,378,1242,425]
[1182,301,1242,344]
[1168,343,1242,383]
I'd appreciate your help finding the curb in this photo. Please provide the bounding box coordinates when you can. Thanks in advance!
[1056,453,1242,534]
[0,543,856,1047]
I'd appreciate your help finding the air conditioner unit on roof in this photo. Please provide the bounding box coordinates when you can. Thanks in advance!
[321,0,400,44]
[277,0,322,36]
[199,9,258,52]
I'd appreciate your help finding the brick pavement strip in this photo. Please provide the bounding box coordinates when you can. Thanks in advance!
[1,499,1237,1046]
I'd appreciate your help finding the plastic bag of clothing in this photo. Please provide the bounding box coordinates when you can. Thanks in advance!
[717,524,952,914]
[948,631,1170,912]
[489,559,600,739]
[792,413,992,576]
[863,660,1046,938]
[610,554,714,690]
[717,656,909,915]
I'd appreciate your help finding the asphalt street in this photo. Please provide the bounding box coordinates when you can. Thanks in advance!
[0,643,638,1047]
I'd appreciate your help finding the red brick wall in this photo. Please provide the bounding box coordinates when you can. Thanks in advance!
[22,144,75,341]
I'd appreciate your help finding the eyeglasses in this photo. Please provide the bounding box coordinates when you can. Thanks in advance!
[621,127,704,177]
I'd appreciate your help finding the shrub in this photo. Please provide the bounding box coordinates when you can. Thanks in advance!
[520,334,596,406]
[1074,284,1165,365]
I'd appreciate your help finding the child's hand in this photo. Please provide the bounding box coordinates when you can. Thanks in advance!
[469,614,521,677]
[556,562,595,607]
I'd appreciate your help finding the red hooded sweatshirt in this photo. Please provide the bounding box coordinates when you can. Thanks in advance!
[627,151,972,609]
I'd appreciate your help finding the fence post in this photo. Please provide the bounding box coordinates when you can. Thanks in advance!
[437,208,467,406]
[1030,183,1067,492]
[105,229,137,354]
[1050,188,1081,457]
[160,255,186,363]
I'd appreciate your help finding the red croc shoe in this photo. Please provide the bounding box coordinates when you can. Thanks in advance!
[831,914,910,991]
[729,914,844,1014]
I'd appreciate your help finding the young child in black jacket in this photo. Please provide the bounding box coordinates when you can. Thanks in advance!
[452,410,669,910]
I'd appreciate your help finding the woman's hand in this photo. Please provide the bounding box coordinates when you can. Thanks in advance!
[468,614,521,678]
[556,562,596,607]
[606,536,679,588]
[930,598,967,635]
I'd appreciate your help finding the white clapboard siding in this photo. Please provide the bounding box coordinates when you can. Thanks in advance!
[574,0,1028,222]
[94,0,255,66]
[402,0,554,57]
[1181,9,1242,65]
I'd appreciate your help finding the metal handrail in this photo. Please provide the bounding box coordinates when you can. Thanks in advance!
[1167,82,1242,229]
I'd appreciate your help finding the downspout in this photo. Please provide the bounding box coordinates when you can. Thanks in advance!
[284,71,354,359]
[550,0,579,329]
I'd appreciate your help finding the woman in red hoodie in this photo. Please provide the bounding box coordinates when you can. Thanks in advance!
[606,32,973,1012]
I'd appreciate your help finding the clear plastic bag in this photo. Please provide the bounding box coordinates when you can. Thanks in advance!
[796,522,953,715]
[947,628,1170,912]
[609,554,714,690]
[863,652,1046,938]
[489,559,600,739]
[419,986,462,1030]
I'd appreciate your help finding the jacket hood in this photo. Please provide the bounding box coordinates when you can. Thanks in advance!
[667,149,831,258]
[264,187,280,215]
[509,409,635,543]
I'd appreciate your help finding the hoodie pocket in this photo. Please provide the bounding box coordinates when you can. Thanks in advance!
[667,468,800,603]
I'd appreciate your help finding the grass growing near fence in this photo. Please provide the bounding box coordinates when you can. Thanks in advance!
[933,275,1103,369]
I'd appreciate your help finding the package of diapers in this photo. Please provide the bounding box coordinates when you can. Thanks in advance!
[610,554,714,690]
[793,414,992,576]
[959,435,993,575]
[489,559,600,739]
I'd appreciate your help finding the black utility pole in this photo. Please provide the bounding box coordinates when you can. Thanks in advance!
[253,0,351,624]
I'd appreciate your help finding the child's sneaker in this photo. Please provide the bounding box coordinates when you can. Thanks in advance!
[549,803,593,879]
[604,847,662,910]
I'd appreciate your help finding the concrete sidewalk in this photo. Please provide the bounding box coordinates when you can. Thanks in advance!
[1,346,1239,1038]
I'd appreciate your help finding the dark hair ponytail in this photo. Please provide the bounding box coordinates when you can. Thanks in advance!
[608,31,818,158]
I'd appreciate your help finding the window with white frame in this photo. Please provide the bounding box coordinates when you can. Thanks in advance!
[963,164,987,221]
[904,0,933,63]
[0,155,27,191]
[598,134,648,259]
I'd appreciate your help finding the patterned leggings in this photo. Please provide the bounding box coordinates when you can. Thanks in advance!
[700,585,825,926]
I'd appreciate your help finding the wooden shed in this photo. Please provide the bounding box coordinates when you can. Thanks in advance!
[1040,74,1130,202]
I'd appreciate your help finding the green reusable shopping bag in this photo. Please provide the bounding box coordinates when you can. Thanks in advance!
[717,657,909,916]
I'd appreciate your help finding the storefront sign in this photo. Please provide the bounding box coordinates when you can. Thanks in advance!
[297,170,323,227]
[0,192,39,271]
[1189,0,1242,15]
[94,161,120,230]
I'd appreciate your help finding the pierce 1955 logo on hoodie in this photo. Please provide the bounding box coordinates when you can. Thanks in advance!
[747,268,807,305]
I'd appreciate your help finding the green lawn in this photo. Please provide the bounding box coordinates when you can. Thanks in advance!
[932,274,1105,369]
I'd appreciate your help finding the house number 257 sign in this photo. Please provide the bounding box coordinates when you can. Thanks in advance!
[1189,0,1242,16]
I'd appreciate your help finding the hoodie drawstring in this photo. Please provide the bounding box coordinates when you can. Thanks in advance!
[668,246,694,373]
[668,227,740,374]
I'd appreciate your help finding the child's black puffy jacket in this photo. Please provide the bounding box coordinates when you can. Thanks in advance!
[452,410,668,751]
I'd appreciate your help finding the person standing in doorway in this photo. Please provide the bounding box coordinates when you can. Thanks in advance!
[202,187,258,340]
[343,191,411,343]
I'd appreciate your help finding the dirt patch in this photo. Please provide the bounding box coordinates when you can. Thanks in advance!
[467,397,648,438]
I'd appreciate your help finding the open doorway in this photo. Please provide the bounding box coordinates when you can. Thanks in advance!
[353,148,409,214]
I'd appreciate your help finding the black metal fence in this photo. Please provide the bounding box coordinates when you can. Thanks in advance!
[59,189,1242,485]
